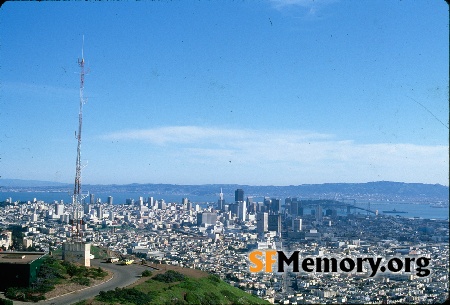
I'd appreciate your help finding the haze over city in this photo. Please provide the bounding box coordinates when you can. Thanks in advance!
[1,1,448,186]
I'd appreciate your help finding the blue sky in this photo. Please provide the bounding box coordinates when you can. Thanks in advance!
[1,0,448,186]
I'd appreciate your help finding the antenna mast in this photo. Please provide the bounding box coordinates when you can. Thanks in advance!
[73,35,88,240]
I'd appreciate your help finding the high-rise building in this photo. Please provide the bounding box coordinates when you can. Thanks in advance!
[89,193,95,205]
[217,188,225,210]
[246,197,256,214]
[285,198,292,214]
[158,200,166,210]
[235,189,244,202]
[83,204,91,214]
[315,205,323,222]
[55,203,64,216]
[292,218,302,231]
[197,212,217,226]
[182,198,189,209]
[290,200,298,216]
[97,206,103,219]
[238,200,246,222]
[229,203,238,217]
[263,197,271,212]
[107,196,113,205]
[148,197,154,207]
[257,212,268,236]
[270,198,281,214]
[268,214,281,236]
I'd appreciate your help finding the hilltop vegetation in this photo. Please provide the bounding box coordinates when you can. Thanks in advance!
[91,270,268,305]
[4,257,108,302]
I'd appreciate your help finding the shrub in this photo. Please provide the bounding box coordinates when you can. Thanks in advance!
[0,299,13,305]
[71,277,91,286]
[153,270,185,283]
[141,270,153,277]
[5,287,24,301]
[178,278,198,291]
[89,267,108,279]
[96,287,153,304]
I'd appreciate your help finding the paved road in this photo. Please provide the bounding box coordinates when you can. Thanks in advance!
[38,260,155,305]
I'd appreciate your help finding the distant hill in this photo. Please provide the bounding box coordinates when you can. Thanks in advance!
[0,179,70,188]
[0,179,448,202]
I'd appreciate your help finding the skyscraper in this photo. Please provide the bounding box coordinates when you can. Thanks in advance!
[268,214,281,237]
[257,212,268,237]
[182,198,189,209]
[235,189,244,202]
[315,205,323,222]
[291,200,298,216]
[285,197,291,214]
[264,197,271,212]
[55,203,64,216]
[292,218,302,231]
[217,188,225,210]
[238,200,247,222]
[97,206,103,219]
[270,198,281,214]
[229,203,238,217]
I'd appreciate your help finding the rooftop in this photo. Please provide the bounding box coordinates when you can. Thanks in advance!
[0,251,46,264]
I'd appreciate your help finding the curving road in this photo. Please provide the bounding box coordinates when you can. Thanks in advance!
[37,259,155,305]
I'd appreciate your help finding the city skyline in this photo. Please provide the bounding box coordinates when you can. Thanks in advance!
[1,1,448,186]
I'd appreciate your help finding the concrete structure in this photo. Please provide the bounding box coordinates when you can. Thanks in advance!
[62,242,91,267]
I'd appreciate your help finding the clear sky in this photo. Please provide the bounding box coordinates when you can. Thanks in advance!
[1,0,448,186]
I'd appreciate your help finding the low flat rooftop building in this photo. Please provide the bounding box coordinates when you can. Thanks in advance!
[0,251,47,290]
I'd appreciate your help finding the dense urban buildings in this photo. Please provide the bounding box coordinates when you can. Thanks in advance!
[0,188,448,304]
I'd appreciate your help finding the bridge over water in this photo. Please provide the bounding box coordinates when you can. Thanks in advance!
[295,199,377,215]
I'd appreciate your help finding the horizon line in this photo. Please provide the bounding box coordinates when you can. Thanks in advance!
[1,178,448,188]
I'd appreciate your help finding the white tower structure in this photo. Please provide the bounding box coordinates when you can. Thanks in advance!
[238,200,247,222]
[63,36,91,267]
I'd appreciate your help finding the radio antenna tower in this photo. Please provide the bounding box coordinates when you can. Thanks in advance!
[73,35,88,240]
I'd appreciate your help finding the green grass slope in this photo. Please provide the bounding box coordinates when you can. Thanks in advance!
[94,271,269,305]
